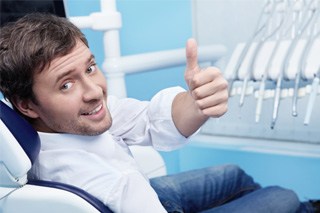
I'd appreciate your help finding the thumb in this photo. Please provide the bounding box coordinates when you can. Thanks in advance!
[185,38,200,84]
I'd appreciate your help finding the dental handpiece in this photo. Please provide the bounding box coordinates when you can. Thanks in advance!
[271,74,283,129]
[229,0,275,96]
[292,37,313,117]
[256,0,300,122]
[292,8,319,117]
[304,69,320,125]
[255,76,266,123]
[271,30,301,128]
[240,22,282,107]
[256,39,281,122]
[239,41,264,107]
[239,38,272,108]
[241,1,288,108]
[228,41,253,97]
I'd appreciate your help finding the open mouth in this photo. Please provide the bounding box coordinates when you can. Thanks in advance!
[81,104,103,116]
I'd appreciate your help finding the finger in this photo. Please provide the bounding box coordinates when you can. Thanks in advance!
[202,103,228,118]
[185,38,200,73]
[192,82,217,100]
[188,67,223,90]
[195,89,228,110]
[191,75,228,99]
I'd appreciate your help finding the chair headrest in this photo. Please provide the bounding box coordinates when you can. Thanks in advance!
[0,100,40,186]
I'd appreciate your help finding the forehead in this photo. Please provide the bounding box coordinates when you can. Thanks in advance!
[34,41,92,87]
[36,41,91,78]
[49,41,90,70]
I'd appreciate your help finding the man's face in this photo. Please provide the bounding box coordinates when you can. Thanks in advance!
[29,41,112,135]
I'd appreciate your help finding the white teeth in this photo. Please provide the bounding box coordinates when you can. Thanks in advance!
[83,104,102,115]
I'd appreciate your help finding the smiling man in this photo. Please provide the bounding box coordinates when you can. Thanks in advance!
[0,13,318,213]
[26,42,111,135]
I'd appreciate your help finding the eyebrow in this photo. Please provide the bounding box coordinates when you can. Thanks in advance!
[55,54,96,85]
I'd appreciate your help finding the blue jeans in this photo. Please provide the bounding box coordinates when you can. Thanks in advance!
[150,164,314,213]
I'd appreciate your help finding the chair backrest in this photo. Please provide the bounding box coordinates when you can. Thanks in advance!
[0,100,112,213]
[0,100,40,187]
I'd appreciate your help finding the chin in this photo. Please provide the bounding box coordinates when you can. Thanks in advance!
[83,120,112,136]
[75,127,108,136]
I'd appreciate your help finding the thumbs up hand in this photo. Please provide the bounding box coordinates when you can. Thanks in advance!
[184,38,228,118]
[172,39,228,137]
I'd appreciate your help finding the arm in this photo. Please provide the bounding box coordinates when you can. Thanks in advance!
[172,39,228,137]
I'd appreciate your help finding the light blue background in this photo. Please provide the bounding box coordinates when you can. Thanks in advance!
[1,0,318,201]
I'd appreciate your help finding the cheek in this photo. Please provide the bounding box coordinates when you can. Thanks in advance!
[96,73,108,93]
[38,96,79,120]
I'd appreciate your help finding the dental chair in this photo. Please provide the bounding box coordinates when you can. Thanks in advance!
[0,100,113,212]
[0,100,166,212]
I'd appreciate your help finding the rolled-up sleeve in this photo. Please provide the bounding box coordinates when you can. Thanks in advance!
[147,87,188,151]
[108,87,189,151]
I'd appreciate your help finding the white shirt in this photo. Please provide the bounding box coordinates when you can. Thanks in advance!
[28,87,189,213]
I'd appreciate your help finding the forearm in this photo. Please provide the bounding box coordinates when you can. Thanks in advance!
[172,91,208,137]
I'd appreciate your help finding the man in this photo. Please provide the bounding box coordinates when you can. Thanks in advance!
[0,13,318,213]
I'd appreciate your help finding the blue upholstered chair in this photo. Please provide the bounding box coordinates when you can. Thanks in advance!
[0,100,113,212]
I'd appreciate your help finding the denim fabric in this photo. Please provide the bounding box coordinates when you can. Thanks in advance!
[150,164,313,213]
[298,202,316,213]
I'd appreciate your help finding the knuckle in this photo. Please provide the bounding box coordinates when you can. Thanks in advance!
[192,88,202,99]
[204,104,228,118]
[221,104,228,115]
[191,75,200,86]
[214,67,222,75]
[220,104,228,115]
[210,67,222,76]
[218,96,226,105]
[217,78,228,90]
[196,100,205,110]
[202,110,212,117]
[215,92,228,105]
[221,93,229,103]
[221,79,229,89]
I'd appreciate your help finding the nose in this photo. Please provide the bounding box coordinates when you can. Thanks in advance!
[82,77,102,103]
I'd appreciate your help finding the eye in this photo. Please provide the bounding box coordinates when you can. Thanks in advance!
[61,82,73,91]
[86,64,96,74]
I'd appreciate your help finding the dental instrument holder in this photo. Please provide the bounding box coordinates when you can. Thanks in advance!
[225,0,320,128]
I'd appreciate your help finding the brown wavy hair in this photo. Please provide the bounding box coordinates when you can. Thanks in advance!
[0,13,88,105]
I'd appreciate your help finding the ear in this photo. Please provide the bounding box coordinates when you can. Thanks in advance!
[11,97,39,119]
